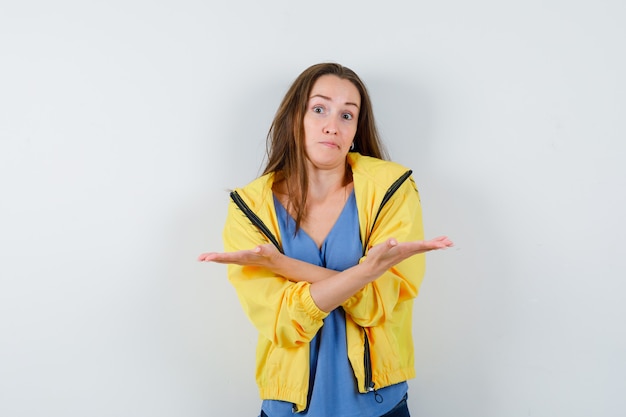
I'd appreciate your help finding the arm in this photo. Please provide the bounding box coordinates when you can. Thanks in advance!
[308,236,450,311]
[203,222,450,315]
[201,231,449,288]
[201,181,450,332]
[219,198,328,348]
[341,178,428,327]
[199,245,338,283]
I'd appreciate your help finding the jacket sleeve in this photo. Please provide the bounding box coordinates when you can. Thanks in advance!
[223,198,329,348]
[342,178,425,327]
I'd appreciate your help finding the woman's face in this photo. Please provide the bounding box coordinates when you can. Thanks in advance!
[303,75,361,171]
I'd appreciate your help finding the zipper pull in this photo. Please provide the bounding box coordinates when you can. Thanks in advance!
[372,385,383,404]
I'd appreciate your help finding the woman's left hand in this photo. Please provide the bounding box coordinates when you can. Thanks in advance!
[198,244,282,268]
[362,235,454,277]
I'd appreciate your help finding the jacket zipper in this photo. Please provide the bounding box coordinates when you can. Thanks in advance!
[230,190,284,254]
[361,169,413,394]
[231,170,414,395]
[363,331,374,391]
[361,170,413,256]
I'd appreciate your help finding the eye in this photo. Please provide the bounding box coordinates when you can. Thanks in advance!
[312,105,324,114]
[342,113,354,120]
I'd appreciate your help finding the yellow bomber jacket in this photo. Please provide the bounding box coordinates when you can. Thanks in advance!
[223,153,425,412]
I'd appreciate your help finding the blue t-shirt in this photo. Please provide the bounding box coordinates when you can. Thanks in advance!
[262,190,407,417]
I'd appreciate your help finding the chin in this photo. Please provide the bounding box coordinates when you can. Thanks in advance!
[308,158,346,171]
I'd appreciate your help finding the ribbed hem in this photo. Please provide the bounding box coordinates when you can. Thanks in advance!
[297,281,329,322]
[259,386,308,413]
[372,367,416,390]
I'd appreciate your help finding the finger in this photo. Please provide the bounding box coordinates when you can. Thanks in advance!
[436,237,453,247]
[201,252,227,262]
[427,236,453,247]
[430,238,453,249]
[197,252,214,261]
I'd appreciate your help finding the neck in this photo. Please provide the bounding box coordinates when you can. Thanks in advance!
[306,163,351,203]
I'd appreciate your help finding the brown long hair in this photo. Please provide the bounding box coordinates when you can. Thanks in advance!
[262,63,387,230]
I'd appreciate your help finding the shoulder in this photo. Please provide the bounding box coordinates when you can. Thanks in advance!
[348,153,412,188]
[232,173,275,210]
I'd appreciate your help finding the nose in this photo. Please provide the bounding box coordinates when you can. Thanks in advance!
[324,119,338,135]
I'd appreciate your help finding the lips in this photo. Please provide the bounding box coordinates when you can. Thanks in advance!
[319,141,340,149]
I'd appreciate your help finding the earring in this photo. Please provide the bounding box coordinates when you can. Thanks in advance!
[350,142,355,151]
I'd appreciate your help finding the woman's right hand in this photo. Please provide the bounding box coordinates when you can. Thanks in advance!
[199,244,339,284]
[198,243,283,269]
[363,236,453,277]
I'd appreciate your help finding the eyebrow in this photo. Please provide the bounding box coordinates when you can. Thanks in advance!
[309,94,360,109]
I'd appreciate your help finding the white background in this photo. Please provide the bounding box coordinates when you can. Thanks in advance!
[1,1,625,416]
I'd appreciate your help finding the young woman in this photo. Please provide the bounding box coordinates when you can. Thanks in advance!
[199,63,453,417]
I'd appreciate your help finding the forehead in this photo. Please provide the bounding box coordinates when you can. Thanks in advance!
[309,75,361,106]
